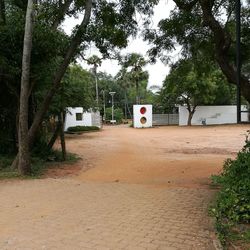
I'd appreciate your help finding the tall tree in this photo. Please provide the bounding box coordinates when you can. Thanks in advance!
[145,0,250,103]
[120,53,148,104]
[162,59,219,125]
[86,55,102,106]
[11,0,93,169]
[4,0,159,170]
[18,0,34,175]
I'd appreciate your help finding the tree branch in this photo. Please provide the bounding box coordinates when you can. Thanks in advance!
[173,0,199,11]
[27,0,92,146]
[199,0,250,101]
[52,0,73,30]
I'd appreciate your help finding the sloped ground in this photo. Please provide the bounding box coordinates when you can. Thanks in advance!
[0,124,248,250]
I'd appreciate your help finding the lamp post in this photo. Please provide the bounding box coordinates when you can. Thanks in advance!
[101,90,106,121]
[109,92,116,123]
[236,0,241,123]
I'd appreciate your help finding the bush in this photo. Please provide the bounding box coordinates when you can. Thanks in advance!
[67,126,100,132]
[211,131,250,244]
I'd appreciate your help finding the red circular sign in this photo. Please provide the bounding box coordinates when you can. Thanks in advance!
[140,107,146,114]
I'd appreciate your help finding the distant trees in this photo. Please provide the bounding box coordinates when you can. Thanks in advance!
[0,0,159,174]
[118,53,149,104]
[145,0,250,103]
[161,59,236,125]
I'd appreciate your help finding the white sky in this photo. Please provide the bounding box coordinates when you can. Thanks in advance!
[62,0,177,88]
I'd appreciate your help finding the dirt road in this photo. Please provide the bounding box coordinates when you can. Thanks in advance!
[0,124,248,250]
[67,125,247,188]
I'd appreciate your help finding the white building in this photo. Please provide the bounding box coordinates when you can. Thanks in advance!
[179,105,249,126]
[64,107,101,131]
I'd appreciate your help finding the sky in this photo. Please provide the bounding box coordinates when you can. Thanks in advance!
[62,0,177,88]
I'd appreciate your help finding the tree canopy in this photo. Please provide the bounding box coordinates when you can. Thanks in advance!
[145,0,250,103]
[161,58,237,125]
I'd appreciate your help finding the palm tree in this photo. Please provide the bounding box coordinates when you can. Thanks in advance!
[86,55,102,106]
[121,53,148,104]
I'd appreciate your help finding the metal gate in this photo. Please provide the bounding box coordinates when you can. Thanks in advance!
[91,111,102,128]
[152,114,179,126]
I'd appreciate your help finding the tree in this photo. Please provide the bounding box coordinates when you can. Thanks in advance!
[145,0,250,103]
[85,55,102,106]
[162,59,218,125]
[119,53,149,104]
[18,0,34,175]
[43,64,95,154]
[8,0,159,171]
[116,68,133,119]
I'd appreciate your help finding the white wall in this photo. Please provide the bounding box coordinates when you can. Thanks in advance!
[179,105,249,126]
[133,105,153,128]
[64,107,100,131]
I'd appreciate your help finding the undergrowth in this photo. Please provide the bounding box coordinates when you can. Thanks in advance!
[210,131,250,248]
[0,150,80,179]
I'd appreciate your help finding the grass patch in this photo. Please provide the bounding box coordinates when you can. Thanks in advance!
[0,150,80,179]
[230,226,250,243]
[0,155,19,179]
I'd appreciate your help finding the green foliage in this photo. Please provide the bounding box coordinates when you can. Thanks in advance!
[0,155,14,170]
[160,59,237,112]
[145,0,250,74]
[0,0,158,165]
[50,64,95,114]
[67,126,100,132]
[211,132,250,245]
[105,107,123,123]
[161,59,217,112]
[118,53,149,104]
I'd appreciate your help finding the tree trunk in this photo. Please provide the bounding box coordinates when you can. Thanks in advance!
[52,0,73,30]
[59,112,66,161]
[199,0,250,103]
[18,0,34,175]
[186,104,196,126]
[187,111,194,126]
[11,0,92,169]
[136,80,139,104]
[27,0,92,147]
[47,121,61,150]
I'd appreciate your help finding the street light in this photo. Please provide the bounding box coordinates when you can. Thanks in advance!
[100,90,106,121]
[109,92,116,124]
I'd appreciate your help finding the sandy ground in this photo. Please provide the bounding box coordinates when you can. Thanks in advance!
[62,124,248,188]
[1,124,249,250]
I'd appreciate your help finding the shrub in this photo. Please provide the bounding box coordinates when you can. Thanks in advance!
[211,131,250,244]
[67,126,100,132]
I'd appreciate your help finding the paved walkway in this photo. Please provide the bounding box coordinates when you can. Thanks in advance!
[0,179,217,250]
[2,125,245,249]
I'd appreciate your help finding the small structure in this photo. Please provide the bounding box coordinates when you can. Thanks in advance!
[133,105,152,128]
[64,107,101,131]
